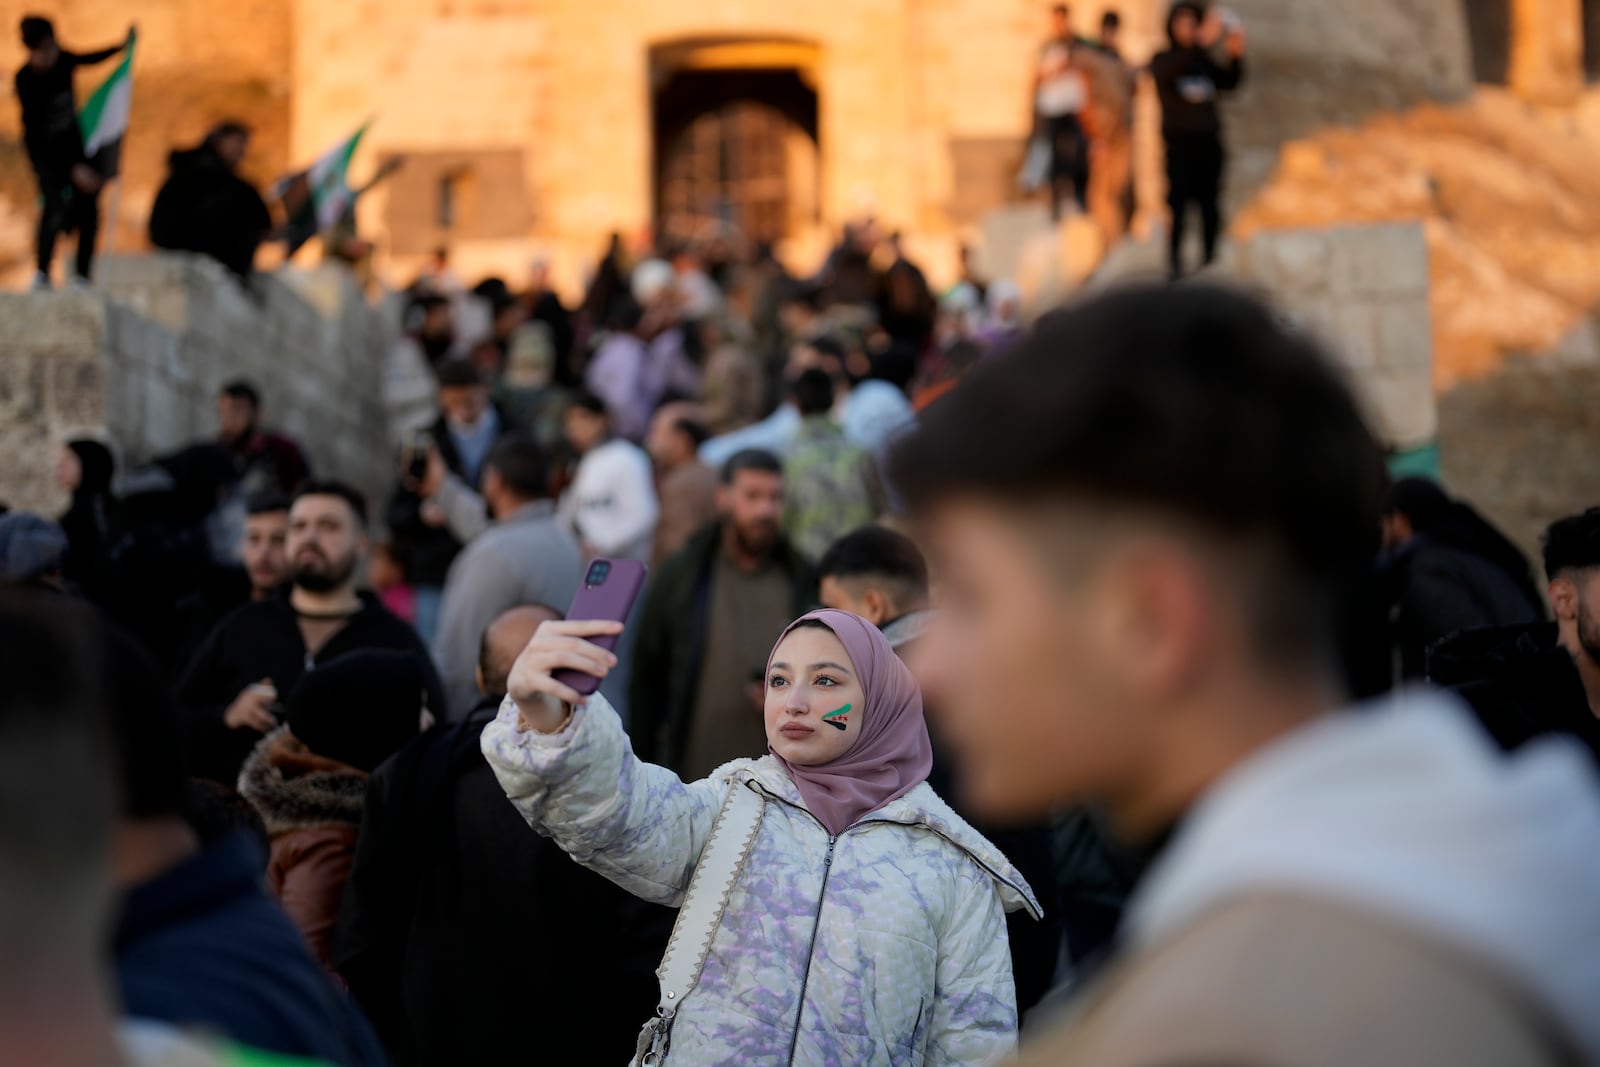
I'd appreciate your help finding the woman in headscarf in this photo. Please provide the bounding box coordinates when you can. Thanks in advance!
[482,608,1040,1065]
[56,437,115,588]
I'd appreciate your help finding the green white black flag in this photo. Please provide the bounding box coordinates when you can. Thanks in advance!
[79,29,136,177]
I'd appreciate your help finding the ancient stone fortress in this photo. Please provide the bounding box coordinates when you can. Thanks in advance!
[0,0,1594,545]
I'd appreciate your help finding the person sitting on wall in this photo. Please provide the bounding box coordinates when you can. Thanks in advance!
[149,120,272,280]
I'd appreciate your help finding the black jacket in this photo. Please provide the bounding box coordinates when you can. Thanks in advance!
[1387,539,1545,679]
[385,405,513,588]
[177,590,444,785]
[148,144,272,277]
[115,834,388,1066]
[334,700,673,1066]
[15,45,121,173]
[1149,45,1244,139]
[1429,622,1600,766]
[630,522,817,771]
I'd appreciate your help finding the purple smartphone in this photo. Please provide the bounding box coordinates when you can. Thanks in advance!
[551,557,648,697]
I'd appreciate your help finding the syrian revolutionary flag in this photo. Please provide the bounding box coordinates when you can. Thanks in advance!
[276,122,370,257]
[79,30,136,177]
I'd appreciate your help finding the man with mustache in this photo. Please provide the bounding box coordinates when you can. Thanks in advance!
[630,449,817,778]
[178,481,445,785]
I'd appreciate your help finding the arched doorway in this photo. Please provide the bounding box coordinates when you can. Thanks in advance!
[651,41,820,246]
[1462,0,1512,84]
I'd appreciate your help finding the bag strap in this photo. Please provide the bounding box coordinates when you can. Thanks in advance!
[654,780,765,1017]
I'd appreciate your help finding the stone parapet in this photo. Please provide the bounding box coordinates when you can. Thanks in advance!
[0,254,397,522]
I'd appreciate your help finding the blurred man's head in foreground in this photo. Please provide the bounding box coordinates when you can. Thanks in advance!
[893,282,1385,831]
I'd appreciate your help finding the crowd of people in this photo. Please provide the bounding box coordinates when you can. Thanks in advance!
[4,206,1600,1066]
[1024,2,1246,278]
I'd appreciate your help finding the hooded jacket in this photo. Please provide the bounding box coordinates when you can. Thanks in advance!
[1429,622,1600,765]
[1012,691,1600,1066]
[1148,4,1244,139]
[148,144,272,277]
[482,692,1042,1066]
[239,729,367,968]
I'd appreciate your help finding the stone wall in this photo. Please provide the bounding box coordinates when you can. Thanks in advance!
[0,254,395,519]
[1091,221,1436,453]
[1229,222,1437,453]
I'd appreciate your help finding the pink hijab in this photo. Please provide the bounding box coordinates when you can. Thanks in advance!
[767,609,934,835]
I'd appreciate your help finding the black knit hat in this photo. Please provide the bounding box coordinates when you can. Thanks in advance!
[284,650,428,773]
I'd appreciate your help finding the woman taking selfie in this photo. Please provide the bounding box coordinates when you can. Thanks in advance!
[482,608,1040,1066]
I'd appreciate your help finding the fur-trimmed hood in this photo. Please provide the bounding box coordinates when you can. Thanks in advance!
[238,727,368,836]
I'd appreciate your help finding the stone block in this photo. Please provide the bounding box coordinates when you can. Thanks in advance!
[0,291,106,352]
[141,373,185,455]
[1357,366,1438,451]
[0,352,44,424]
[1253,229,1331,294]
[1327,301,1381,370]
[1327,223,1429,298]
[1374,299,1435,371]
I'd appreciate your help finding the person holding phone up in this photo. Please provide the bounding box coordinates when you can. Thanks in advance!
[1149,1,1246,280]
[481,607,1041,1066]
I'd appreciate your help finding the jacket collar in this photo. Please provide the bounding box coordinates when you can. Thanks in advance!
[881,610,936,650]
[236,727,367,834]
[722,756,1043,918]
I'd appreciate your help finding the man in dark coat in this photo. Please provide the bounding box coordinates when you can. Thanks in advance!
[336,605,672,1066]
[178,481,444,785]
[1430,507,1600,766]
[1149,2,1245,278]
[630,450,818,777]
[1382,478,1545,678]
[14,16,130,288]
[148,121,272,279]
[387,358,518,643]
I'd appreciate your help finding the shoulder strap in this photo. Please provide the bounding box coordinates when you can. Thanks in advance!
[654,780,765,1016]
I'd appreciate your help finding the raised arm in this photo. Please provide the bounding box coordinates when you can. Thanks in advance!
[480,619,724,904]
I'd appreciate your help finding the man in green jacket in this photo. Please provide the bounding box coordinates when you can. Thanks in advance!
[630,449,817,778]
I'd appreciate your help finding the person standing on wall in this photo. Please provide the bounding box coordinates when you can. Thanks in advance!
[1033,4,1095,222]
[14,16,132,291]
[1150,1,1245,279]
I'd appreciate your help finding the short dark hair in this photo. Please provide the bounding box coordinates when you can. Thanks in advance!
[1052,3,1070,16]
[817,526,930,599]
[245,490,290,517]
[792,368,836,417]
[721,449,783,486]
[486,432,550,500]
[291,479,369,528]
[568,390,610,419]
[1543,508,1600,581]
[20,15,53,47]
[673,416,710,449]
[220,380,261,409]
[206,120,251,145]
[1102,9,1122,28]
[436,358,483,390]
[892,282,1386,667]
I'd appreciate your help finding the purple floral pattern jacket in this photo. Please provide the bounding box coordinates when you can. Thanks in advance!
[482,693,1041,1066]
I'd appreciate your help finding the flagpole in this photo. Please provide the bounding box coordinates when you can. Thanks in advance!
[100,27,135,259]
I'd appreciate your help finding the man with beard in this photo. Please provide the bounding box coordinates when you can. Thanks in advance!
[178,481,445,785]
[217,381,311,498]
[631,449,817,777]
[1431,508,1600,766]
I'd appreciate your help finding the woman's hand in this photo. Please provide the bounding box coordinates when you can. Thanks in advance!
[506,619,624,733]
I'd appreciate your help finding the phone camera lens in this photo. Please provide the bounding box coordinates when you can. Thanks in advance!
[587,561,611,586]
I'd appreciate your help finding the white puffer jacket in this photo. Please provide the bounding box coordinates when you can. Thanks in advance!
[482,693,1041,1066]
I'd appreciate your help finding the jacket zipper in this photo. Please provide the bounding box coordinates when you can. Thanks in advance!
[785,832,835,1067]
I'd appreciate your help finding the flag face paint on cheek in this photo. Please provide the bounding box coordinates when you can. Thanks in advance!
[822,703,852,731]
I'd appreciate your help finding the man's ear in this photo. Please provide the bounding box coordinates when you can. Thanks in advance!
[475,665,487,697]
[862,588,892,626]
[1550,577,1578,622]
